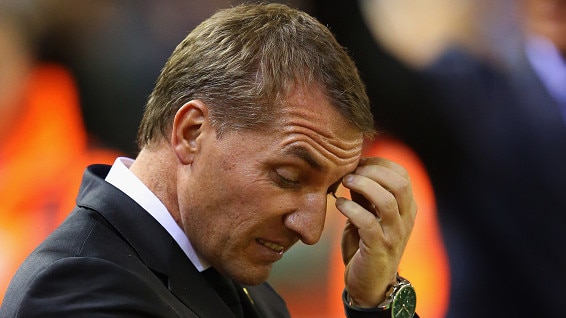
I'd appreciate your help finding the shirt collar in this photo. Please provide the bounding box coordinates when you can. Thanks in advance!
[105,157,210,272]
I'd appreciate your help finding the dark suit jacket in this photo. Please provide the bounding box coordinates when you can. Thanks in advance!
[310,2,566,317]
[1,164,289,317]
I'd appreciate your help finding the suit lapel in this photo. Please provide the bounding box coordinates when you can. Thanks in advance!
[167,249,238,317]
[77,165,238,317]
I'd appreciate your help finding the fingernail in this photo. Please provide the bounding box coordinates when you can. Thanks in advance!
[343,174,355,184]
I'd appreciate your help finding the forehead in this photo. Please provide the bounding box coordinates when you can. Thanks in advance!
[274,85,364,169]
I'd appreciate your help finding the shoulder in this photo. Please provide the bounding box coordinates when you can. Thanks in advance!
[2,255,187,317]
[1,208,188,317]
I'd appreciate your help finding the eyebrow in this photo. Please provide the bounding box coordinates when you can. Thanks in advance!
[284,145,322,171]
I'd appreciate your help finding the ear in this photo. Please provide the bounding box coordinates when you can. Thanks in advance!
[171,100,210,165]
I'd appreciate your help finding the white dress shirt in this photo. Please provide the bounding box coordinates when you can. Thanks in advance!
[105,157,209,272]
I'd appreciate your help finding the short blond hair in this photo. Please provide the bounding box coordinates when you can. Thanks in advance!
[138,3,374,148]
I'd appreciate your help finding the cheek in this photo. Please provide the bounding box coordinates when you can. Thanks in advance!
[177,149,283,246]
[181,184,273,271]
[178,167,263,242]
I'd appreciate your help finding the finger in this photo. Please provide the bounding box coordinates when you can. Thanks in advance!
[341,219,360,264]
[336,196,381,229]
[342,173,402,229]
[356,158,410,200]
[350,188,378,219]
[359,157,408,179]
[336,197,386,253]
[355,158,417,221]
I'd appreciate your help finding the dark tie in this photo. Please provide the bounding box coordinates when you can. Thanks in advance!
[201,268,244,318]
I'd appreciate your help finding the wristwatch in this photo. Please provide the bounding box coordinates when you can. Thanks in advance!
[343,275,417,318]
[376,275,417,318]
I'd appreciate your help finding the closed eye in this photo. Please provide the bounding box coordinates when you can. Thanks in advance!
[273,170,300,189]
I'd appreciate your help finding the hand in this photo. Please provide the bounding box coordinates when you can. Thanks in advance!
[335,157,417,307]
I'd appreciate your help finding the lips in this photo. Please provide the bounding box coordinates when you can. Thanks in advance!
[257,238,285,254]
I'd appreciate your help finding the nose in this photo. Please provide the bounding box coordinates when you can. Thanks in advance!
[283,192,327,245]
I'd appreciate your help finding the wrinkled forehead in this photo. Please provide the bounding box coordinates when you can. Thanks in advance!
[276,85,365,169]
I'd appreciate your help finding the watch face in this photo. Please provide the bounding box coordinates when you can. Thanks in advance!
[391,284,416,318]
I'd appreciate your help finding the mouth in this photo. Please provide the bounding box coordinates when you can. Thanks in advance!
[257,238,285,254]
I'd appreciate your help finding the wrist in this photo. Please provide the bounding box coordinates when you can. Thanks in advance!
[346,274,398,308]
[343,275,417,318]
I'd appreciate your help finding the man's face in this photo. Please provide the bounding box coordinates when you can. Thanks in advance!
[178,85,364,285]
[525,0,566,54]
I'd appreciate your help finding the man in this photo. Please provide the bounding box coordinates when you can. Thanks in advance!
[1,4,418,317]
[312,0,566,317]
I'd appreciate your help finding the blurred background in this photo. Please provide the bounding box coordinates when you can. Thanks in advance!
[2,0,553,317]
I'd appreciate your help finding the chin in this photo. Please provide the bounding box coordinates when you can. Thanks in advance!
[230,265,272,286]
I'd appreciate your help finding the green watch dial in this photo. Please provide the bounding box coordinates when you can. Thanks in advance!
[391,284,416,318]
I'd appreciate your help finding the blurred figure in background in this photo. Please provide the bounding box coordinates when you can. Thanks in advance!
[0,2,120,300]
[312,0,566,317]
